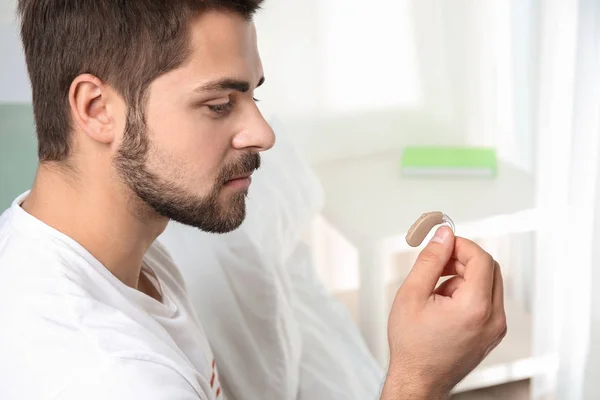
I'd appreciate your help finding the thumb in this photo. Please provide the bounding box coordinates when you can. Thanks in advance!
[402,226,455,301]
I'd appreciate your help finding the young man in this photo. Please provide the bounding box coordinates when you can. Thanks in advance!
[0,1,507,399]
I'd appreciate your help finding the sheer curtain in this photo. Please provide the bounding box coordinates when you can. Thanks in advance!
[563,0,600,398]
[533,0,600,398]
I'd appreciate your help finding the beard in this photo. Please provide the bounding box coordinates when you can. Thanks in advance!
[113,114,260,233]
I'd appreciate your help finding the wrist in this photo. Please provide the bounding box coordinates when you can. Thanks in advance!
[380,366,449,400]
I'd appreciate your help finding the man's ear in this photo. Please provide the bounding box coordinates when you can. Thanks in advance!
[68,74,116,145]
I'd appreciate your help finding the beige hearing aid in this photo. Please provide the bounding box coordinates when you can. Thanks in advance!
[405,211,455,247]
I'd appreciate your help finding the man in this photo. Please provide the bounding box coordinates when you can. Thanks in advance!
[0,1,506,399]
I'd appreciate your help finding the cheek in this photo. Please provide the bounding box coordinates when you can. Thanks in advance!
[144,107,231,188]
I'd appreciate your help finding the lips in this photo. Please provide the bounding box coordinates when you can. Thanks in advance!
[227,172,253,182]
[219,153,261,186]
[225,172,253,185]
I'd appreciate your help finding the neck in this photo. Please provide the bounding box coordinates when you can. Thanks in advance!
[21,162,168,290]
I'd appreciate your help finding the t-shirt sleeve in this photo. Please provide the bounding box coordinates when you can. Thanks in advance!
[55,357,209,400]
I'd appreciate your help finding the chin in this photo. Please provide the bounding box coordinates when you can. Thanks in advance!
[197,206,247,233]
[169,194,248,234]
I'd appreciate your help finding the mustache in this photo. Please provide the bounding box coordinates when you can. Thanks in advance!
[218,152,261,185]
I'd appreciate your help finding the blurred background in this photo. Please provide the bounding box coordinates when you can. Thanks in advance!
[2,0,600,399]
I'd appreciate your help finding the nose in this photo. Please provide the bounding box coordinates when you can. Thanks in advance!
[232,106,276,152]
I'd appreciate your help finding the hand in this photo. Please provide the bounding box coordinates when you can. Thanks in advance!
[380,226,507,400]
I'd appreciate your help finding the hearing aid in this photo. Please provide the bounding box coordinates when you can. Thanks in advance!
[405,211,455,247]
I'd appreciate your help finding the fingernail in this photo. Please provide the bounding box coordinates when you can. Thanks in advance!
[431,227,449,244]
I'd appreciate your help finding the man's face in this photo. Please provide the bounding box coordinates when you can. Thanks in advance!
[114,11,275,233]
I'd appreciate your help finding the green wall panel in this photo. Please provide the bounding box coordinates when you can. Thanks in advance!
[0,103,37,212]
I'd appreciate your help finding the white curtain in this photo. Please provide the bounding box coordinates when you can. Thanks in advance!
[564,0,600,398]
[532,0,600,398]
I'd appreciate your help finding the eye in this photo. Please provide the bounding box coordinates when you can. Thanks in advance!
[253,97,260,102]
[207,102,234,116]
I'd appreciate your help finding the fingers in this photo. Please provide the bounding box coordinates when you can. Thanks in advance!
[402,226,455,301]
[489,261,507,349]
[434,276,464,298]
[491,261,505,312]
[452,237,495,301]
[441,259,465,277]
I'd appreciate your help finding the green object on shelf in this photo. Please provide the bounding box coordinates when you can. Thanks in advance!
[401,146,497,178]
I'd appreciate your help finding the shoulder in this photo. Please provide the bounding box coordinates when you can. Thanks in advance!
[55,356,210,400]
[0,207,93,283]
[0,221,80,292]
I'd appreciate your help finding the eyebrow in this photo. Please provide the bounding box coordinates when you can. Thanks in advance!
[194,76,265,93]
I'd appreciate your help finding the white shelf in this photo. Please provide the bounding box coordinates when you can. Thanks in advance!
[313,150,537,249]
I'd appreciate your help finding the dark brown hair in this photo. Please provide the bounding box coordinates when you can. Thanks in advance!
[17,0,264,162]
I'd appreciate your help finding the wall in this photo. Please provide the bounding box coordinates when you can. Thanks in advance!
[0,104,36,211]
[0,0,30,103]
[0,1,35,211]
[254,0,538,169]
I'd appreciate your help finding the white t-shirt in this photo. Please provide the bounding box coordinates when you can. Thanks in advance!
[0,193,223,400]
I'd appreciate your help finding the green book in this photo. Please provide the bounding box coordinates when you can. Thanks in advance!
[401,146,497,178]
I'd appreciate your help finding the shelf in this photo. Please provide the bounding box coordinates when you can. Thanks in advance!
[313,150,537,249]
